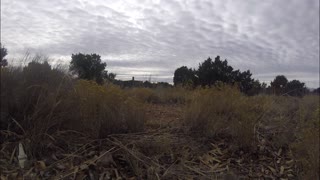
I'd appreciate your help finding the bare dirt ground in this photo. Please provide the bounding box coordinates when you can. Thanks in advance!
[0,104,298,179]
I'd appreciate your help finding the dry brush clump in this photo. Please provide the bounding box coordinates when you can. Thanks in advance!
[64,80,146,137]
[1,61,72,157]
[1,60,146,157]
[290,96,319,179]
[257,95,319,150]
[184,85,319,177]
[184,85,269,150]
[184,85,319,150]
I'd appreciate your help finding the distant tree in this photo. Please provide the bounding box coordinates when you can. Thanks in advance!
[69,53,106,84]
[232,70,256,94]
[196,56,258,95]
[103,71,116,82]
[23,61,52,85]
[143,81,153,88]
[0,44,8,67]
[286,80,306,97]
[270,75,288,95]
[246,80,263,96]
[108,73,116,80]
[173,66,197,86]
[197,56,234,86]
[313,87,320,95]
[261,82,267,89]
[156,82,172,88]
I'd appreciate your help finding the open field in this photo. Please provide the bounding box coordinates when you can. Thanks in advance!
[0,62,319,179]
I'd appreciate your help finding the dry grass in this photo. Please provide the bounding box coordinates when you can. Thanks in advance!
[184,85,269,149]
[184,85,319,178]
[62,80,146,138]
[1,59,146,157]
[184,85,319,153]
[291,98,319,179]
[126,87,159,103]
[1,60,71,157]
[1,59,319,179]
[126,86,191,104]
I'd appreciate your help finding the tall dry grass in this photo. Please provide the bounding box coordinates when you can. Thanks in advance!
[126,86,191,104]
[184,85,319,177]
[1,59,146,157]
[184,85,319,148]
[63,80,145,137]
[184,85,270,149]
[291,96,319,179]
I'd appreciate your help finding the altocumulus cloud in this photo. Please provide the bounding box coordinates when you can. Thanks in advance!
[1,0,319,87]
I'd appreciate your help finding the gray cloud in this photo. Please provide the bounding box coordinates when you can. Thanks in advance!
[2,0,319,87]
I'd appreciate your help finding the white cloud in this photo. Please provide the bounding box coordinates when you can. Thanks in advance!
[1,0,319,87]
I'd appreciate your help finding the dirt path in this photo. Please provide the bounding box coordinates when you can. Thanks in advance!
[145,104,183,130]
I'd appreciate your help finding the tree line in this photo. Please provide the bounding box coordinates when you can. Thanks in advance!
[1,44,319,96]
[174,56,317,96]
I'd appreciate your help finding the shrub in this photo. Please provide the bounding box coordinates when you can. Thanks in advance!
[1,59,146,157]
[291,99,319,179]
[257,96,300,148]
[184,85,269,149]
[258,95,319,149]
[64,80,146,137]
[0,60,68,133]
[1,60,71,157]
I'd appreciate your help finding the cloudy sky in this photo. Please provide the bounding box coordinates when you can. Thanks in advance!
[1,0,319,87]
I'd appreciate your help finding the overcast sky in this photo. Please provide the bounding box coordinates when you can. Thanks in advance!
[1,0,319,87]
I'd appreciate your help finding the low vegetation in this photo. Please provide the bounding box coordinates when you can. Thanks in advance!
[0,59,146,157]
[184,85,268,149]
[0,52,319,179]
[126,86,191,104]
[184,85,319,178]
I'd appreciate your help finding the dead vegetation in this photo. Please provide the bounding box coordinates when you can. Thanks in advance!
[0,60,319,179]
[0,110,305,179]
